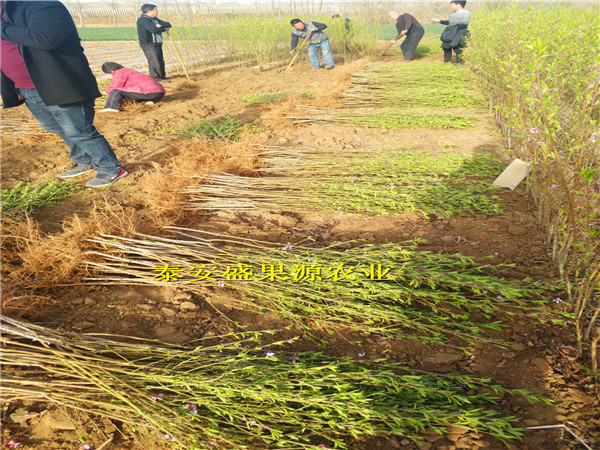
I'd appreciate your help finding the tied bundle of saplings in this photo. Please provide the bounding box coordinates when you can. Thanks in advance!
[289,106,478,129]
[83,228,566,348]
[186,149,504,216]
[342,62,483,109]
[1,316,550,449]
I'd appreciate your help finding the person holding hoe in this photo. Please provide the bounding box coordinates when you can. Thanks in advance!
[99,62,166,113]
[388,11,424,61]
[137,3,172,81]
[431,0,471,64]
[289,18,334,70]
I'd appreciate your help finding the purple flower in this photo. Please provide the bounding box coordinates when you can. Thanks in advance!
[529,128,538,134]
[239,281,248,284]
[216,281,225,287]
[501,399,509,405]
[350,179,356,183]
[291,356,300,362]
[553,298,562,304]
[551,184,561,188]
[4,442,21,449]
[162,434,176,442]
[590,134,599,143]
[248,419,257,426]
[150,393,164,401]
[318,445,328,449]
[207,441,218,446]
[282,245,294,251]
[496,295,503,300]
[81,446,91,450]
[265,352,275,358]
[187,403,198,415]
[482,290,487,294]
[286,338,295,344]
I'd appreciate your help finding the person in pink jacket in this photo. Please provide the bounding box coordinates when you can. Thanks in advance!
[99,62,166,112]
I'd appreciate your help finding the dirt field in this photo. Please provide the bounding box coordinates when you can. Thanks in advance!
[1,46,599,450]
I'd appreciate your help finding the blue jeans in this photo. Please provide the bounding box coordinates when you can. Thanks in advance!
[19,89,121,174]
[307,39,334,69]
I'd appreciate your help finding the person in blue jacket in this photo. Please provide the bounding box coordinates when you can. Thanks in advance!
[0,0,127,188]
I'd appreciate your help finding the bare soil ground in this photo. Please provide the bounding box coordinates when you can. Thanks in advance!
[1,48,599,450]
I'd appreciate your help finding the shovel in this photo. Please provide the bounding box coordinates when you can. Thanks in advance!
[375,33,404,60]
[286,29,314,71]
[166,29,190,80]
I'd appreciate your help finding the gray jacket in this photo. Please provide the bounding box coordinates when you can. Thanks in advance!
[290,21,328,50]
[440,10,471,26]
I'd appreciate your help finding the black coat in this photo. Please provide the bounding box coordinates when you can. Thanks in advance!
[0,0,100,107]
[440,24,469,50]
[137,15,172,45]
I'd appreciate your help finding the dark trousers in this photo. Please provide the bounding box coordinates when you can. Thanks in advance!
[401,27,424,61]
[444,46,464,64]
[105,90,165,110]
[140,43,166,80]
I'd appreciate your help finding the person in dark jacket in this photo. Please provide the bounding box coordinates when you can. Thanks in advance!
[0,0,127,188]
[137,4,171,81]
[99,62,166,112]
[290,18,334,70]
[388,11,424,61]
[432,0,471,63]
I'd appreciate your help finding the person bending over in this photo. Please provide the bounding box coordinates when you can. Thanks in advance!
[388,11,424,61]
[290,18,334,70]
[99,62,166,113]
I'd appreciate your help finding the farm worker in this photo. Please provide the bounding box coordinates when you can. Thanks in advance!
[331,13,353,52]
[137,4,172,81]
[99,62,166,113]
[431,0,471,64]
[388,11,424,61]
[0,0,128,188]
[290,18,334,70]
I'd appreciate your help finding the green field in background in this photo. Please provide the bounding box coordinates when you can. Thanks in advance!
[77,24,445,41]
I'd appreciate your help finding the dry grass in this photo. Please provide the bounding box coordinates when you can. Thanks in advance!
[262,58,366,128]
[137,137,261,224]
[2,203,136,291]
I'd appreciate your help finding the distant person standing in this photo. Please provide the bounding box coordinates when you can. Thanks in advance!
[290,18,334,70]
[431,0,470,63]
[137,4,171,81]
[1,0,127,188]
[388,11,424,61]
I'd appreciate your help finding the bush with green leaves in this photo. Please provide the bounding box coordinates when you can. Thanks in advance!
[1,180,81,220]
[464,4,600,347]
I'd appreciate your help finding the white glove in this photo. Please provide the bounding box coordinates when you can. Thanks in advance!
[390,39,397,44]
[290,49,295,55]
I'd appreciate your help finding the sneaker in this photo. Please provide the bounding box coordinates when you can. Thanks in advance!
[98,108,120,113]
[57,164,94,179]
[85,168,129,188]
